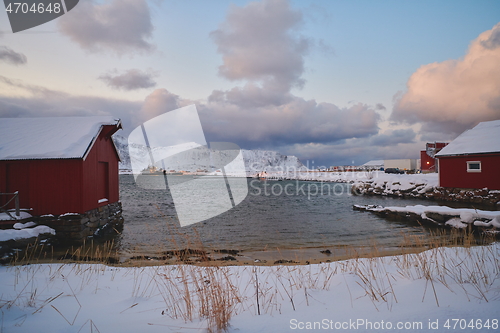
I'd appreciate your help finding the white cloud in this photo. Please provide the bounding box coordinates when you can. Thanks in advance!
[210,0,310,93]
[391,22,500,138]
[135,88,181,126]
[0,46,27,65]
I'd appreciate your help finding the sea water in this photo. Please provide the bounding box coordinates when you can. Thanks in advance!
[116,175,451,255]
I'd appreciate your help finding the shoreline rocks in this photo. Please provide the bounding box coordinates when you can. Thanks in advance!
[352,181,500,207]
[354,204,500,235]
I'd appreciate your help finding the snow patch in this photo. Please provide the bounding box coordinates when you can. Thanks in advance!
[13,222,37,229]
[445,218,468,229]
[0,225,55,242]
[0,211,32,221]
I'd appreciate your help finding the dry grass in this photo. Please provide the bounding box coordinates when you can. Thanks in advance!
[1,226,499,332]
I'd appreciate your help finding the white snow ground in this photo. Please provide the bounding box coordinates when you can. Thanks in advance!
[0,243,498,332]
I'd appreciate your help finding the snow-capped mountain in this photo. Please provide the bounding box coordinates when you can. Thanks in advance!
[113,135,307,175]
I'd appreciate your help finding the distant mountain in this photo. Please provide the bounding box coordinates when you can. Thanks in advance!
[113,135,307,175]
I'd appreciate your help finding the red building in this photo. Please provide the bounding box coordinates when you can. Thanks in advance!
[420,142,448,172]
[0,116,122,216]
[435,120,500,190]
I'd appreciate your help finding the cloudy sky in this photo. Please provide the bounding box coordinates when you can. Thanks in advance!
[1,0,499,166]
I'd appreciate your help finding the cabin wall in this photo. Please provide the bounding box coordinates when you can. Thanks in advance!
[0,159,83,215]
[438,154,500,190]
[81,128,120,212]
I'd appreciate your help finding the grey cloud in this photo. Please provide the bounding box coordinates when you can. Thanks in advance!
[369,128,416,146]
[58,0,154,54]
[0,77,385,167]
[281,138,422,167]
[375,103,386,111]
[99,69,157,90]
[210,0,310,93]
[0,76,140,133]
[0,75,64,99]
[209,84,293,108]
[0,46,27,65]
[135,88,181,126]
[315,39,335,57]
[481,23,500,50]
[0,100,31,118]
[198,95,380,148]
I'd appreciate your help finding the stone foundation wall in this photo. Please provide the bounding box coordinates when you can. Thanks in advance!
[34,202,124,242]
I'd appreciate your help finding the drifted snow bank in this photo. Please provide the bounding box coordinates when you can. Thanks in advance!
[0,244,498,332]
[0,225,55,242]
[355,204,500,232]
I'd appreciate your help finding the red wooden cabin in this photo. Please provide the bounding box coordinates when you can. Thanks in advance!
[420,142,448,172]
[0,116,122,216]
[435,120,500,190]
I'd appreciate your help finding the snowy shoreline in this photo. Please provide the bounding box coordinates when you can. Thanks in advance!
[0,243,498,332]
[355,204,500,233]
[256,171,500,206]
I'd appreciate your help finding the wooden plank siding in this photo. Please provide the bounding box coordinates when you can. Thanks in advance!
[438,153,500,190]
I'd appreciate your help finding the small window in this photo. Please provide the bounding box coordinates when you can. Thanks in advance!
[466,161,481,173]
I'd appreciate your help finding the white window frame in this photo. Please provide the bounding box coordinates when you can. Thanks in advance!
[466,161,481,173]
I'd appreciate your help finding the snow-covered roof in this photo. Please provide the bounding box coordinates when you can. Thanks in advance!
[0,116,121,160]
[436,119,500,157]
[362,159,384,166]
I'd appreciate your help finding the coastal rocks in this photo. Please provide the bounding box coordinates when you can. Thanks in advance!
[352,180,500,206]
[354,204,500,235]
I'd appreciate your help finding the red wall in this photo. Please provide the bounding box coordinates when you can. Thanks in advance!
[420,151,436,172]
[81,128,120,212]
[421,143,448,172]
[0,127,120,215]
[0,159,83,215]
[438,154,500,190]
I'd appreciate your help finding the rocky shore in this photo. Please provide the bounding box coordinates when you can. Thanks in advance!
[354,204,500,235]
[262,170,500,207]
[351,180,500,207]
